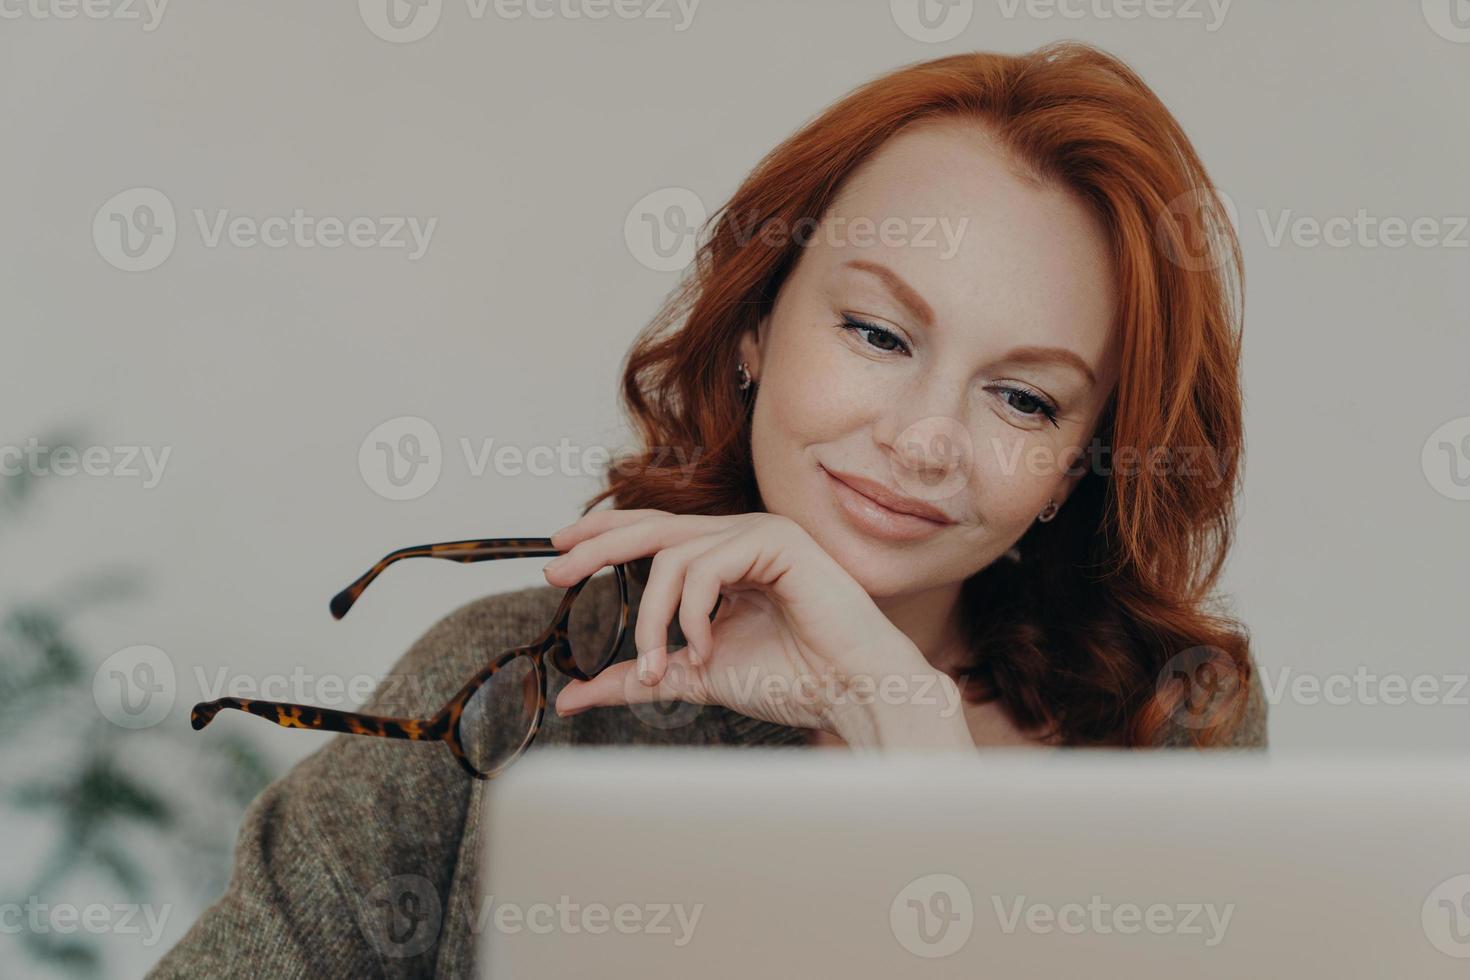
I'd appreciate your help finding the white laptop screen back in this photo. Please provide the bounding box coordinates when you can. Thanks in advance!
[480,750,1470,979]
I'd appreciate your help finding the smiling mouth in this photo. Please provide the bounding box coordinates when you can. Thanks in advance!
[820,466,954,524]
[820,465,955,542]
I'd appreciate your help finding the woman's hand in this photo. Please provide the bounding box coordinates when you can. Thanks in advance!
[543,509,974,750]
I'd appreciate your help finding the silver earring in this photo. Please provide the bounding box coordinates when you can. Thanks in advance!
[1037,499,1059,523]
[736,361,753,391]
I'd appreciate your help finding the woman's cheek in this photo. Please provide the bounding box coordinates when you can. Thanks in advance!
[778,343,872,435]
[969,426,1054,532]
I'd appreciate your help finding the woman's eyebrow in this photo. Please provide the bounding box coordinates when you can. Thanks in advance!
[841,258,1096,387]
[991,346,1097,387]
[843,258,935,328]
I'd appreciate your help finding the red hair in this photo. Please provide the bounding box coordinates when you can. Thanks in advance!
[581,41,1252,747]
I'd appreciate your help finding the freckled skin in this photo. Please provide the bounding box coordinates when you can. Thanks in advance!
[731,120,1124,746]
[739,118,1121,605]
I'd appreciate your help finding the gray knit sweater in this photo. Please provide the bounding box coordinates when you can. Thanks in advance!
[148,567,1267,978]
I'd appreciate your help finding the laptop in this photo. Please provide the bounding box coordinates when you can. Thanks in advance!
[479,748,1470,978]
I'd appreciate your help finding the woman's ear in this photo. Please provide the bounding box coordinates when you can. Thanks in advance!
[736,316,766,382]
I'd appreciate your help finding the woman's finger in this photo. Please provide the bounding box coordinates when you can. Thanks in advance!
[549,508,667,551]
[544,512,749,586]
[553,650,706,717]
[543,514,666,586]
[545,511,680,584]
[634,527,741,683]
[677,535,757,667]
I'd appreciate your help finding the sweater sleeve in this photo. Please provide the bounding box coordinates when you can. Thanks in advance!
[146,586,556,979]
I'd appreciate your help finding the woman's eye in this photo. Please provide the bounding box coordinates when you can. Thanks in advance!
[840,315,909,355]
[996,386,1061,428]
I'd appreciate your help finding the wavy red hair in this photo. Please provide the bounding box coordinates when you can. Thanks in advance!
[581,41,1252,747]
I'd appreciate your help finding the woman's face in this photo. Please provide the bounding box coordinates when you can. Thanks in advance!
[739,118,1121,599]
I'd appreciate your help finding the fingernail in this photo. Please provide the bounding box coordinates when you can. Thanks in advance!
[637,653,651,684]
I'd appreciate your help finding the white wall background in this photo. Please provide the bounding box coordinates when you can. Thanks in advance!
[3,1,1468,974]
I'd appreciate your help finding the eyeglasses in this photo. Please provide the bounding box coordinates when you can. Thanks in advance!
[190,537,680,780]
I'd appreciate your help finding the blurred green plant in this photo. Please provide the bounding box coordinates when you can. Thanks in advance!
[1,434,275,978]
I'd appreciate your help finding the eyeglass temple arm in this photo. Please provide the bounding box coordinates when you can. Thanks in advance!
[191,697,446,740]
[329,538,563,620]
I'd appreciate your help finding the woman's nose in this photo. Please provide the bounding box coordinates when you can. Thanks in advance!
[895,419,965,471]
[885,411,974,482]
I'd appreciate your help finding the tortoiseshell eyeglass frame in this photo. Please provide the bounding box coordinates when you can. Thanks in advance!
[190,538,643,780]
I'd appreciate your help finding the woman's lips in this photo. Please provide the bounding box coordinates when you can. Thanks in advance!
[821,466,952,542]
